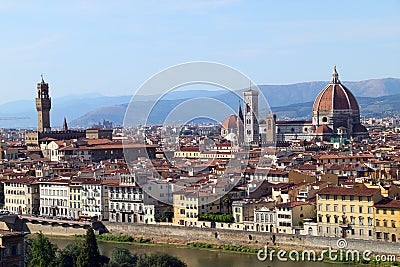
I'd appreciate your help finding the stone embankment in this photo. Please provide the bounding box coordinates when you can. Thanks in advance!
[22,221,400,256]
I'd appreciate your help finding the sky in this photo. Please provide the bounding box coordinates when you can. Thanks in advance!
[0,0,399,104]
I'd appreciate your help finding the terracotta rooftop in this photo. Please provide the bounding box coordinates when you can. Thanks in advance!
[317,186,379,197]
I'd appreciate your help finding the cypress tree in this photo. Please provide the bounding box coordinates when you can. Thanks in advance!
[77,227,101,267]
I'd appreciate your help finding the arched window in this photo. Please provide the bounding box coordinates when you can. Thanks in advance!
[322,117,328,123]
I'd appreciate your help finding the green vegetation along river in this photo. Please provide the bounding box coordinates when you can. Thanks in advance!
[48,236,349,267]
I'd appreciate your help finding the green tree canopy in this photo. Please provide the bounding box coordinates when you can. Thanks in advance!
[136,253,187,267]
[29,232,57,267]
[108,247,138,267]
[77,227,105,267]
[55,242,83,267]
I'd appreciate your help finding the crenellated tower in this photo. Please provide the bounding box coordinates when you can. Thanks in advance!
[36,75,51,133]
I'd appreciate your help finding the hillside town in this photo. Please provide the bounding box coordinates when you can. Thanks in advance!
[2,68,400,260]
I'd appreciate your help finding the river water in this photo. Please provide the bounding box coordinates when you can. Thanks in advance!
[48,236,347,267]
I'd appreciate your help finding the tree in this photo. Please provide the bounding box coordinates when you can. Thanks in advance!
[29,232,57,267]
[55,242,83,267]
[77,227,104,267]
[108,247,138,267]
[24,237,34,267]
[136,253,187,267]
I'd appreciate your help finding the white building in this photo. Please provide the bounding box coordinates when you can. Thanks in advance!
[108,173,157,223]
[39,178,70,216]
[81,179,109,220]
[254,207,276,233]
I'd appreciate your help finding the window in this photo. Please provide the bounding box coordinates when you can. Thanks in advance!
[368,207,373,214]
[358,206,363,213]
[350,196,354,201]
[359,217,364,226]
[334,205,338,212]
[326,204,330,212]
[376,219,380,227]
[342,196,346,201]
[350,205,355,213]
[342,205,346,213]
[358,196,363,202]
[368,217,373,226]
[334,195,338,201]
[392,220,396,228]
[318,204,322,211]
[325,195,330,200]
[367,197,372,202]
[383,209,387,215]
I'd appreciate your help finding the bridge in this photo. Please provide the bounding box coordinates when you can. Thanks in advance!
[19,215,94,228]
[0,214,106,235]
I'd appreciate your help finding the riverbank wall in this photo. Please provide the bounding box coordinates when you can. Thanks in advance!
[23,221,400,256]
[102,222,400,256]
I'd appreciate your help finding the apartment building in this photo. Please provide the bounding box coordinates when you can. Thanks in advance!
[317,186,382,240]
[374,198,400,242]
[39,178,70,216]
[276,201,315,234]
[81,179,109,220]
[108,174,157,223]
[173,188,221,227]
[3,178,39,215]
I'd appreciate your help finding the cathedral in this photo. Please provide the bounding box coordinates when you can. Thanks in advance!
[221,66,369,145]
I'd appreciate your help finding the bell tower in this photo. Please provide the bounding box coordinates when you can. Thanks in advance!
[36,75,51,133]
[243,87,259,143]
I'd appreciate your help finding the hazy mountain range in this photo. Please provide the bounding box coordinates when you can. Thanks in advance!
[1,78,399,128]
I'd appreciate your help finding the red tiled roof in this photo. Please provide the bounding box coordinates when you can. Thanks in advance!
[375,198,400,209]
[317,186,379,197]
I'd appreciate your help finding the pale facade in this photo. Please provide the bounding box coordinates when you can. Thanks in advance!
[39,179,70,216]
[81,180,109,220]
[3,178,39,215]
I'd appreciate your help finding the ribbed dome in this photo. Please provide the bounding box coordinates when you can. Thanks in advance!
[313,66,359,112]
[222,115,238,129]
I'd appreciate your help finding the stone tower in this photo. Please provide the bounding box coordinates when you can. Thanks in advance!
[36,75,51,133]
[265,114,276,143]
[237,103,244,145]
[243,88,259,143]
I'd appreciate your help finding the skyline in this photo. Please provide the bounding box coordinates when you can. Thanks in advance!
[1,0,399,104]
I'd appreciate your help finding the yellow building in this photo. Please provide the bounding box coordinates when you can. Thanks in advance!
[69,179,83,219]
[317,186,382,240]
[172,188,221,227]
[3,178,40,215]
[374,198,400,242]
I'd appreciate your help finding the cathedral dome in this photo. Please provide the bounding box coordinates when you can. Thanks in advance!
[312,66,359,112]
[222,115,238,129]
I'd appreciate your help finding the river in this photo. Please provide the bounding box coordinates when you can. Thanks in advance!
[48,236,347,267]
